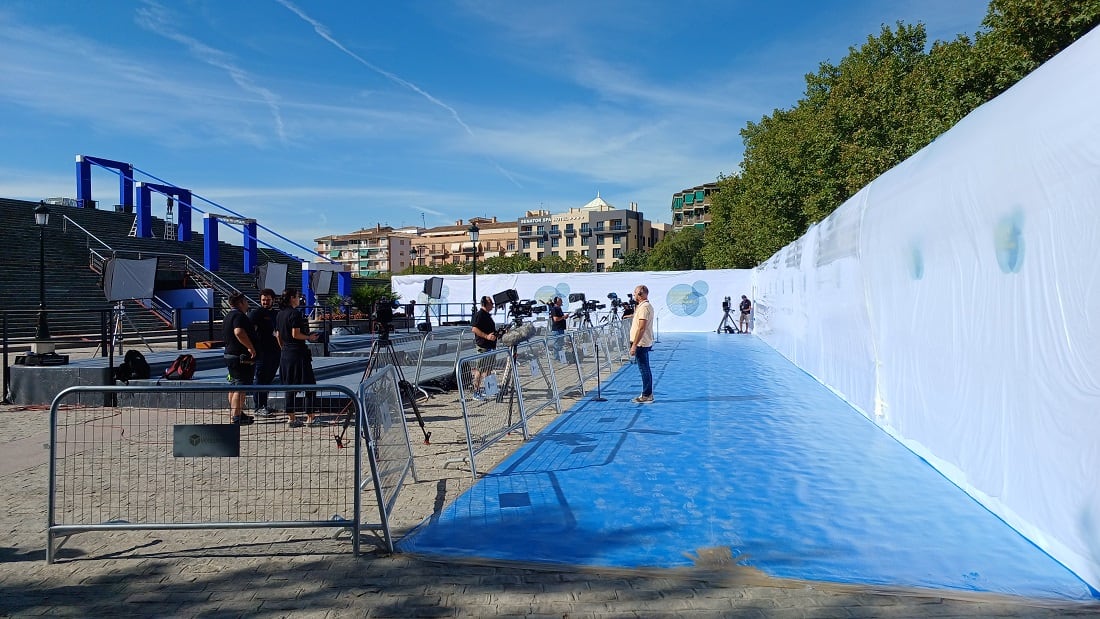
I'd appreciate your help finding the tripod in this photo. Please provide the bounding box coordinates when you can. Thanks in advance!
[573,310,594,329]
[95,300,154,357]
[716,307,740,334]
[335,326,431,447]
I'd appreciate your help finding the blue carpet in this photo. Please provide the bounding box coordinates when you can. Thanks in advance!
[397,333,1097,601]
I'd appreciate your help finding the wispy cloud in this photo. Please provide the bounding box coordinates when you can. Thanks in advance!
[274,0,523,188]
[134,1,287,143]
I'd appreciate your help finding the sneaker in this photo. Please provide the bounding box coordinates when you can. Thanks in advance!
[287,418,304,428]
[471,390,486,401]
[254,406,275,418]
[631,395,654,403]
[232,414,255,425]
[307,417,327,427]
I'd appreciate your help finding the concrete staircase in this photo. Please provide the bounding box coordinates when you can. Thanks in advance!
[0,198,304,344]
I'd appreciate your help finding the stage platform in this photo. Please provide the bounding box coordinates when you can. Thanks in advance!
[7,333,460,407]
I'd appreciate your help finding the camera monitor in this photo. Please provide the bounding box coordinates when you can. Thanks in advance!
[493,289,519,306]
[423,276,443,300]
[567,292,586,303]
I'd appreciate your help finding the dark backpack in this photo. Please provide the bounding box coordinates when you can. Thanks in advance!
[162,354,196,381]
[115,349,150,383]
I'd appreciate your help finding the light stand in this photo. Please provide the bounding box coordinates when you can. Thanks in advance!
[468,222,479,320]
[591,330,607,402]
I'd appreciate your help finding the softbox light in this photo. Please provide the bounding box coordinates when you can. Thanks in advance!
[102,257,157,301]
[256,262,287,293]
[309,270,332,295]
[423,276,443,300]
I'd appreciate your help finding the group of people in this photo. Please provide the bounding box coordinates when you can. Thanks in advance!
[223,288,321,426]
[466,285,657,404]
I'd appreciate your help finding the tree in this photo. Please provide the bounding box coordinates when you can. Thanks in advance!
[480,253,533,274]
[648,227,706,271]
[610,249,649,272]
[564,253,594,272]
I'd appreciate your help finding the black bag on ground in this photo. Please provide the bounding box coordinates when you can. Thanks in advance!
[115,349,151,383]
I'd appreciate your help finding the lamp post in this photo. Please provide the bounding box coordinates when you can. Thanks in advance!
[34,201,54,354]
[468,222,480,314]
[408,246,417,270]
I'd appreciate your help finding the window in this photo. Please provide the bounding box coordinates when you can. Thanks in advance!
[523,239,531,249]
[581,223,590,232]
[551,237,559,247]
[566,236,574,247]
[613,234,623,244]
[565,224,574,232]
[537,238,545,247]
[581,249,589,257]
[597,249,605,259]
[613,248,623,258]
[551,224,559,232]
[536,225,545,234]
[507,240,515,250]
[611,219,622,230]
[567,250,575,258]
[596,263,605,272]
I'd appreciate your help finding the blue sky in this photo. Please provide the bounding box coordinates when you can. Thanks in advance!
[0,1,989,255]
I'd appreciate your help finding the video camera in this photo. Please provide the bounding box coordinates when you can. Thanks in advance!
[722,296,732,312]
[493,289,546,326]
[568,292,605,317]
[372,299,399,336]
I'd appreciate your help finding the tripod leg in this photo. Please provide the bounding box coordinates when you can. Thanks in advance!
[385,341,431,444]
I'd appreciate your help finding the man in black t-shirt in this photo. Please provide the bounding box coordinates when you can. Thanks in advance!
[223,292,258,425]
[739,295,752,334]
[470,296,497,399]
[549,297,567,333]
[248,288,280,416]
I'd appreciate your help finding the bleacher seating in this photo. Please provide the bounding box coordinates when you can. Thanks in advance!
[0,197,304,343]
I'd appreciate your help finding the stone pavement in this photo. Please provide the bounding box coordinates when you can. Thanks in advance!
[1,386,1098,617]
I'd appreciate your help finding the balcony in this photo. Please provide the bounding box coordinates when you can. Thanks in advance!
[579,228,592,237]
[564,228,576,236]
[519,228,541,238]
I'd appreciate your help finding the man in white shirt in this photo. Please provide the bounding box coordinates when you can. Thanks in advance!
[628,285,655,403]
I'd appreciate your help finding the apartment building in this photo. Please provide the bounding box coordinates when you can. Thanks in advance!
[670,182,718,232]
[518,195,666,272]
[314,224,414,277]
[409,216,518,268]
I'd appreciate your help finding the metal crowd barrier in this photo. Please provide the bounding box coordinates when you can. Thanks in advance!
[357,366,417,552]
[416,325,474,390]
[544,332,585,397]
[454,348,529,477]
[509,339,561,421]
[45,380,410,562]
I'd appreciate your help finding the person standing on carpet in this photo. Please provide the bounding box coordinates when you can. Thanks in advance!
[275,288,322,427]
[628,285,654,403]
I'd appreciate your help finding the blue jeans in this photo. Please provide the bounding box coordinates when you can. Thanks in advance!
[635,345,652,397]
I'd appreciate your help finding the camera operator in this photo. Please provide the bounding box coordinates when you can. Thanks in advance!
[223,292,258,425]
[549,297,567,334]
[628,285,655,403]
[739,295,752,334]
[470,296,498,399]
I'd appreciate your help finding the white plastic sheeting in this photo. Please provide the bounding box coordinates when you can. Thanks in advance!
[755,26,1100,590]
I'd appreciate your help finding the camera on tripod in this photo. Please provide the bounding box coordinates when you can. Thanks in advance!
[722,296,732,312]
[372,299,399,336]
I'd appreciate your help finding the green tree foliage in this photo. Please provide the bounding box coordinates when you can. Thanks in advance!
[648,227,706,271]
[610,249,649,272]
[480,253,532,274]
[703,2,1099,268]
[350,284,398,314]
[564,253,594,272]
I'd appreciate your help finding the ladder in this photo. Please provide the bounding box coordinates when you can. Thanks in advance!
[164,197,176,240]
[127,216,137,237]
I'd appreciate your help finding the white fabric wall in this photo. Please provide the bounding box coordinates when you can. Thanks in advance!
[392,270,753,333]
[756,27,1100,589]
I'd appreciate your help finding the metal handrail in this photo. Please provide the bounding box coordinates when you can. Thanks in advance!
[61,215,113,253]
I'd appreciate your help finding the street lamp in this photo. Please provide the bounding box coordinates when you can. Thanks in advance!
[408,246,418,270]
[34,201,53,351]
[468,222,480,314]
